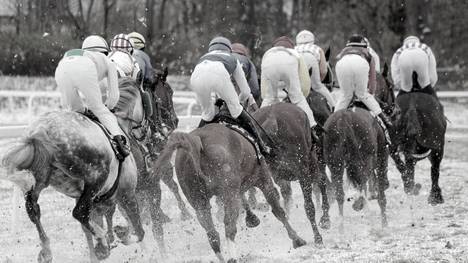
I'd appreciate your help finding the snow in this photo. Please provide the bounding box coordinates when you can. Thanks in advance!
[0,130,467,262]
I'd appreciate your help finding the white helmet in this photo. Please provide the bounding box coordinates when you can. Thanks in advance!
[109,51,135,77]
[82,35,109,53]
[296,30,315,45]
[403,35,420,45]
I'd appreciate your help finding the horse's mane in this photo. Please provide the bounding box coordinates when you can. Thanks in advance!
[114,77,140,113]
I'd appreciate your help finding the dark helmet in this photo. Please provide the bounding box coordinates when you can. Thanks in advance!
[272,36,294,49]
[208,36,232,52]
[232,43,250,57]
[346,34,367,47]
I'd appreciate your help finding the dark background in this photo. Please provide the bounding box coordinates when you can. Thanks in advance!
[0,0,466,90]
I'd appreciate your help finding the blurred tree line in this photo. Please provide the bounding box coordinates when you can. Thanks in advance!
[0,0,466,89]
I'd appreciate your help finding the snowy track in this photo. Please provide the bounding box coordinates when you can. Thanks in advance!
[0,130,467,263]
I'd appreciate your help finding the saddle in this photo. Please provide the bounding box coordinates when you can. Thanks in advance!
[398,71,438,98]
[80,109,124,203]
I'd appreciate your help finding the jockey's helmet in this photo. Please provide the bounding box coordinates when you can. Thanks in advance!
[128,32,145,50]
[111,34,134,54]
[232,43,250,57]
[109,51,135,77]
[273,36,294,49]
[403,35,420,45]
[296,30,315,45]
[82,35,110,54]
[208,36,232,52]
[346,34,367,47]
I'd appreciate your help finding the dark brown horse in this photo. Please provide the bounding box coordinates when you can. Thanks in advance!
[390,73,446,205]
[153,124,307,262]
[323,63,395,229]
[1,78,146,263]
[253,102,328,240]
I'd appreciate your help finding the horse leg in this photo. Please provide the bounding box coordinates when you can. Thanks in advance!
[247,187,258,209]
[161,166,192,220]
[299,179,324,244]
[25,187,52,263]
[317,172,331,230]
[257,162,307,248]
[223,193,242,262]
[276,178,293,215]
[81,224,98,263]
[376,153,389,228]
[72,185,109,260]
[402,157,421,195]
[241,193,260,228]
[147,186,167,257]
[428,149,444,205]
[195,205,224,262]
[104,203,116,244]
[116,189,145,242]
[330,163,345,234]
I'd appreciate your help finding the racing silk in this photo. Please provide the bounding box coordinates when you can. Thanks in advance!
[391,42,437,91]
[295,43,327,80]
[368,47,381,73]
[133,49,154,84]
[63,49,119,108]
[198,50,238,74]
[231,52,260,101]
[337,46,376,94]
[262,46,311,97]
[197,50,252,105]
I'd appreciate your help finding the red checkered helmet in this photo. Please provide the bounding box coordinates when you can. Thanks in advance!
[110,34,134,54]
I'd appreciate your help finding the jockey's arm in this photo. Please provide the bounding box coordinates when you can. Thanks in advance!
[247,60,261,101]
[428,48,438,87]
[106,60,120,109]
[390,53,401,91]
[369,47,381,74]
[233,60,254,105]
[368,57,377,95]
[318,48,327,81]
[298,56,311,97]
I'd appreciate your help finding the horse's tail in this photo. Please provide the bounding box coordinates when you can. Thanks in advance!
[153,131,203,178]
[1,131,56,192]
[342,117,365,189]
[405,104,421,138]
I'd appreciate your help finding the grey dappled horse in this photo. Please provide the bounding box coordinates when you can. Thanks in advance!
[323,64,396,229]
[1,78,145,263]
[253,102,328,239]
[153,125,307,262]
[390,75,446,205]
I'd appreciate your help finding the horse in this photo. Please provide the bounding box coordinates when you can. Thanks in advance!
[323,63,396,230]
[390,73,446,205]
[1,78,146,263]
[253,102,328,240]
[153,123,307,262]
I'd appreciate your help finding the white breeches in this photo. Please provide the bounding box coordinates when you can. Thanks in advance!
[190,61,243,121]
[55,56,123,136]
[335,55,382,116]
[398,49,431,92]
[261,52,317,127]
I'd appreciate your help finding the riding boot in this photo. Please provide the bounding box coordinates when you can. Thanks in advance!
[113,135,131,161]
[198,119,208,128]
[237,110,272,156]
[377,112,393,145]
[311,126,320,144]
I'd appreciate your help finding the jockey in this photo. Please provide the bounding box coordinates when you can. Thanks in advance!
[260,36,320,141]
[335,34,393,128]
[295,30,336,109]
[190,36,271,155]
[54,35,130,160]
[109,50,140,79]
[128,31,155,88]
[231,43,260,103]
[110,34,141,82]
[364,37,381,74]
[391,36,438,96]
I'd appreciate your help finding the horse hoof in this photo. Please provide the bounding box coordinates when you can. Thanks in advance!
[414,183,422,195]
[227,258,237,263]
[38,248,52,263]
[352,196,365,211]
[319,216,331,230]
[381,217,388,228]
[428,189,444,205]
[94,242,110,260]
[114,225,131,245]
[245,213,260,228]
[293,237,307,248]
[107,232,115,244]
